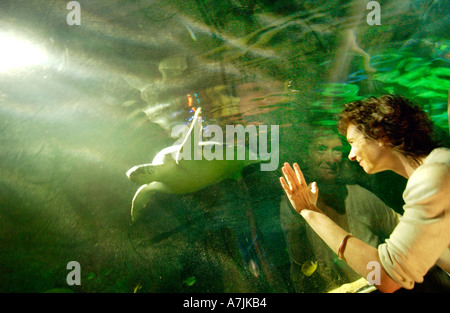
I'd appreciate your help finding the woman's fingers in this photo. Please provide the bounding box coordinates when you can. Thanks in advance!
[281,163,297,190]
[280,162,311,193]
[280,162,320,213]
[279,177,292,195]
[293,163,306,186]
[282,162,307,188]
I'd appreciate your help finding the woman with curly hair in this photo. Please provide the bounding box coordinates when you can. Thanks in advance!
[280,94,450,292]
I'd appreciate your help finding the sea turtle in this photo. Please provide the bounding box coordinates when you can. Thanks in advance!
[126,107,261,221]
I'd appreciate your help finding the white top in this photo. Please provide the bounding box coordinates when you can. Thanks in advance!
[378,147,450,289]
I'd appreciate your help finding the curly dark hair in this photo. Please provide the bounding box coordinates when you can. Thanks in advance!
[338,94,439,163]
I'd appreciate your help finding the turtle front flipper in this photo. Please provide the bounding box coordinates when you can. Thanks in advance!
[126,163,156,185]
[130,182,169,222]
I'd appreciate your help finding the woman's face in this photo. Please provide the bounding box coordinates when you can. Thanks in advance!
[346,124,392,174]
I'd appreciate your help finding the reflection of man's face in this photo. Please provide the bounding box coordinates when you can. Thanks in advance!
[307,135,343,181]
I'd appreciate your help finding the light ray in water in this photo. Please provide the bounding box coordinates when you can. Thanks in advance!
[0,33,48,73]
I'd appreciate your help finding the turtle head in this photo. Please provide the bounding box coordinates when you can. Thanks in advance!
[126,164,155,185]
